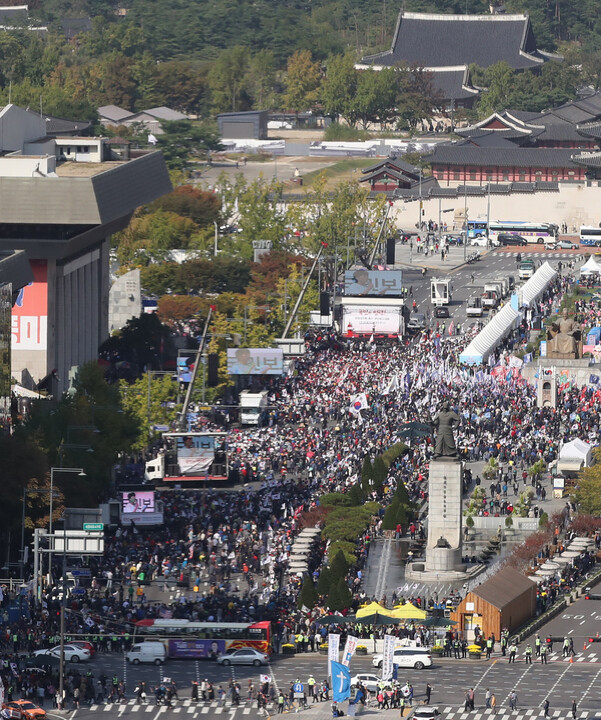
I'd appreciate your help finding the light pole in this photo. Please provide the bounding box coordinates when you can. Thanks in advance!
[49,467,86,540]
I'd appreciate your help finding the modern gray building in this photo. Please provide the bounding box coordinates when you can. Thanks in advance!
[217,111,268,140]
[0,104,172,395]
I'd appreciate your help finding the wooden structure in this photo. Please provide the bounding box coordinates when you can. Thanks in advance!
[450,566,536,641]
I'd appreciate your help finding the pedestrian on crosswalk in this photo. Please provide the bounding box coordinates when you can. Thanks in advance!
[277,691,285,713]
[509,690,518,710]
[535,635,541,657]
[572,699,577,720]
[485,689,491,708]
[491,694,497,715]
[543,699,549,718]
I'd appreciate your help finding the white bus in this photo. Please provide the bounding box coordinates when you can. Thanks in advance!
[580,226,601,247]
[488,221,557,245]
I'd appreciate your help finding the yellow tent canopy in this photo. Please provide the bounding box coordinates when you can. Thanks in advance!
[356,602,394,618]
[390,603,427,620]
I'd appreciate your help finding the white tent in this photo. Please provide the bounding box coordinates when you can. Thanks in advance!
[459,303,520,364]
[557,438,593,474]
[520,262,557,308]
[580,256,601,276]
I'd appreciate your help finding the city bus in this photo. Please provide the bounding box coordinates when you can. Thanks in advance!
[580,226,601,247]
[487,221,557,245]
[132,619,272,659]
[466,220,488,240]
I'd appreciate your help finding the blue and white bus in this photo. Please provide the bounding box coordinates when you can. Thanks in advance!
[580,226,601,247]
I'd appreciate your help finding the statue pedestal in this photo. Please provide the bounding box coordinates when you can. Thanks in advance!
[425,458,464,574]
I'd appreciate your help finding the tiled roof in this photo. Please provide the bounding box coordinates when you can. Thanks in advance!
[577,122,601,140]
[362,12,552,70]
[359,168,413,184]
[429,66,479,101]
[427,144,579,168]
[361,156,420,176]
[572,151,601,168]
[460,132,519,149]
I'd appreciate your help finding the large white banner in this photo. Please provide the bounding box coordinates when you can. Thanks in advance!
[341,635,359,667]
[343,306,402,335]
[328,633,340,678]
[381,634,396,681]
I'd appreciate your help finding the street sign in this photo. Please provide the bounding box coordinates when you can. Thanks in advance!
[70,569,91,577]
[83,523,104,532]
[293,683,304,694]
[70,588,86,595]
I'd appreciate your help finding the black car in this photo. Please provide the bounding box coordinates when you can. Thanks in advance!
[434,306,450,318]
[498,233,528,246]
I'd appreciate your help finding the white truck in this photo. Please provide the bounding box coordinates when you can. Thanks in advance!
[239,390,269,426]
[430,278,451,307]
[466,297,483,317]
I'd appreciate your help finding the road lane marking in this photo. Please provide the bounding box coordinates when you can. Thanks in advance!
[546,660,574,698]
[473,658,497,690]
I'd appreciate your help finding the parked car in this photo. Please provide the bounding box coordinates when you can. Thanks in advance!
[434,306,450,318]
[557,240,579,250]
[33,644,90,663]
[409,706,441,720]
[498,233,528,246]
[2,701,46,720]
[216,648,269,666]
[469,237,494,248]
[444,234,463,245]
[372,647,432,669]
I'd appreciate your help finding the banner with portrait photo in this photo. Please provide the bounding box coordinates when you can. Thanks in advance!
[177,435,215,475]
[227,348,284,375]
[344,270,403,297]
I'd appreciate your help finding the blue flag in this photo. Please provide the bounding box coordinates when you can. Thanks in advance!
[331,661,351,702]
[590,374,599,385]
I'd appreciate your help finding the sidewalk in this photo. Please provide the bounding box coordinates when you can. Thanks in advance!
[393,243,489,272]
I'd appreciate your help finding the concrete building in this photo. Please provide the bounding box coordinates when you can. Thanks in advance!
[217,111,268,140]
[0,104,171,395]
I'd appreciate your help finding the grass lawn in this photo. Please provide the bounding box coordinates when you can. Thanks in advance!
[299,158,376,190]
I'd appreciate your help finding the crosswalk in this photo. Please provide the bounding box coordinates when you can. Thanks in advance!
[494,251,578,259]
[441,708,594,719]
[90,699,275,715]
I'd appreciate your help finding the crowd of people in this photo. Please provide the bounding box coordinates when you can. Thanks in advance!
[2,267,600,708]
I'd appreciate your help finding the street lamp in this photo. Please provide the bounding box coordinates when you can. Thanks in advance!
[49,467,86,540]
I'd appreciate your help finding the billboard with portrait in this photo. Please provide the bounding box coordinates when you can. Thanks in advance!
[122,491,155,514]
[177,434,215,475]
[344,270,403,297]
[121,491,164,525]
[227,348,284,375]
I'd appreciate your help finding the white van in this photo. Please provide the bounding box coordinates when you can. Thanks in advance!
[372,646,432,670]
[126,641,166,665]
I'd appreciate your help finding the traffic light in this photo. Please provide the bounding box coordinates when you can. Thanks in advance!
[208,353,219,386]
[386,237,396,264]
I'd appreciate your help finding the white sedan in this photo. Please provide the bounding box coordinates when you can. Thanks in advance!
[216,648,269,666]
[470,237,500,248]
[33,644,90,663]
[350,674,386,693]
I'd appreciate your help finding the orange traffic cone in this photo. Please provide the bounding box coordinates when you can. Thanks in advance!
[584,643,588,651]
[569,655,574,663]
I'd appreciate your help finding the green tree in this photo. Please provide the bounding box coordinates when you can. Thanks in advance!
[297,576,319,610]
[148,185,221,228]
[330,549,349,581]
[157,119,222,173]
[209,46,251,113]
[284,49,321,114]
[120,373,179,450]
[572,451,601,515]
[154,61,211,115]
[246,50,277,110]
[316,567,332,596]
[321,53,359,125]
[336,578,353,611]
[326,578,341,611]
[361,455,374,492]
[372,455,387,493]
